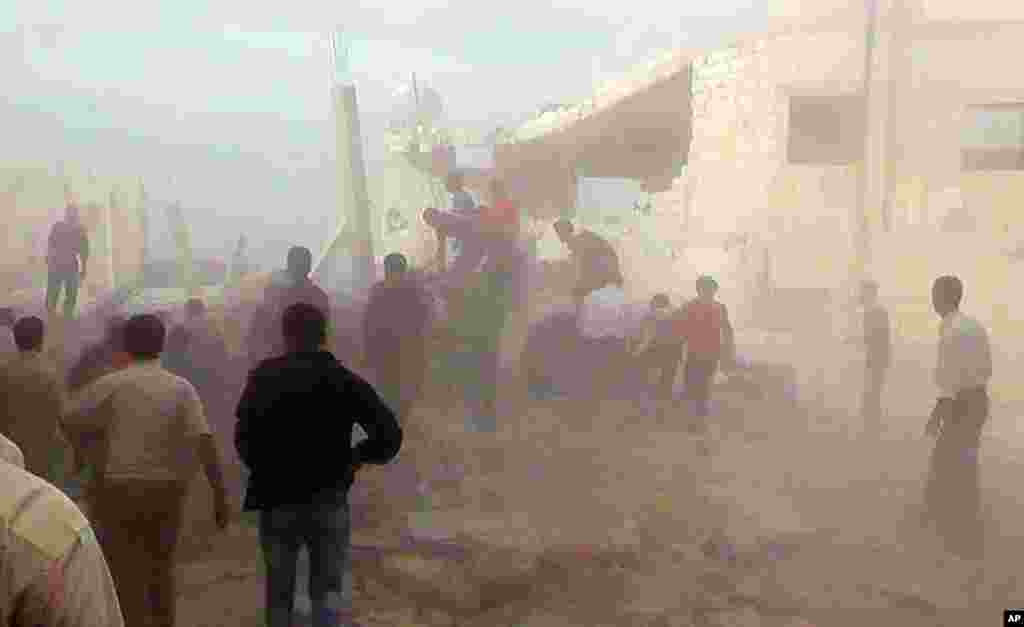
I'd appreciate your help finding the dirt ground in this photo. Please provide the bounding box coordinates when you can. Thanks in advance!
[171,335,1024,627]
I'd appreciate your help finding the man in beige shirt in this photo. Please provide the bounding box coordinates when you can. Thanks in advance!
[0,432,125,627]
[0,316,69,484]
[63,313,230,627]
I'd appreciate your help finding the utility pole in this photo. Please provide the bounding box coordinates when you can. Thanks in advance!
[854,0,881,282]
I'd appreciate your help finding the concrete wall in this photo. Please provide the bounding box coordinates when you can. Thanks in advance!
[877,24,1024,379]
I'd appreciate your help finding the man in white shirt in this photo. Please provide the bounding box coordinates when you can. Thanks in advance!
[923,275,991,559]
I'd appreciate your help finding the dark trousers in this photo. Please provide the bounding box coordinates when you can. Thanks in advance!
[924,387,988,558]
[259,498,352,627]
[640,342,683,399]
[46,268,80,318]
[684,355,718,417]
[861,365,888,432]
[93,479,186,627]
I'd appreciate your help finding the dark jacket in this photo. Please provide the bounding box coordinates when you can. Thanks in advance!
[235,350,402,511]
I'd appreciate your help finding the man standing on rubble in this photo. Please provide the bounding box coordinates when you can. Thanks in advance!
[362,253,431,426]
[46,204,90,319]
[449,254,517,434]
[923,275,991,559]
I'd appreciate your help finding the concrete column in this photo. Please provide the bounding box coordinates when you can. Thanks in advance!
[333,84,375,293]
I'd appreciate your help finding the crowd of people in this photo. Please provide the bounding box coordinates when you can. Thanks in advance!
[0,176,994,626]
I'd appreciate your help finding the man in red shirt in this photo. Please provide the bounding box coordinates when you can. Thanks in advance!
[481,178,519,241]
[677,276,735,421]
[46,204,90,319]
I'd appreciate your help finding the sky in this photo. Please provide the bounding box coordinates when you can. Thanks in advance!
[0,0,780,267]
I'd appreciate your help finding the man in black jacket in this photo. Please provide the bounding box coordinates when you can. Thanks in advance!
[235,303,402,627]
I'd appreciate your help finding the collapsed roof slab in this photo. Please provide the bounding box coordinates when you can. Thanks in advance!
[496,60,693,217]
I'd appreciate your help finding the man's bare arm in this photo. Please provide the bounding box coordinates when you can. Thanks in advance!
[197,435,227,501]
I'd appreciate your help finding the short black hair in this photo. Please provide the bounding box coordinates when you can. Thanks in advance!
[105,316,127,351]
[185,298,206,317]
[384,252,408,276]
[13,316,45,352]
[287,246,314,278]
[123,314,166,360]
[933,275,963,308]
[282,303,327,351]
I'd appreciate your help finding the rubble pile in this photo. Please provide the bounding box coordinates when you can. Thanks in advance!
[168,284,1024,625]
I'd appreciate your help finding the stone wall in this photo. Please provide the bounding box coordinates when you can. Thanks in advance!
[666,31,866,297]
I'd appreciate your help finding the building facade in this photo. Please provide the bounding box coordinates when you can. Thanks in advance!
[674,2,1024,349]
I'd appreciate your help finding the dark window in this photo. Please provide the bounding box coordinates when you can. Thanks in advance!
[786,95,865,165]
[961,104,1024,171]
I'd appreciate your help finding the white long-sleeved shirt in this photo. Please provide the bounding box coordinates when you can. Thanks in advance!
[935,311,992,398]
